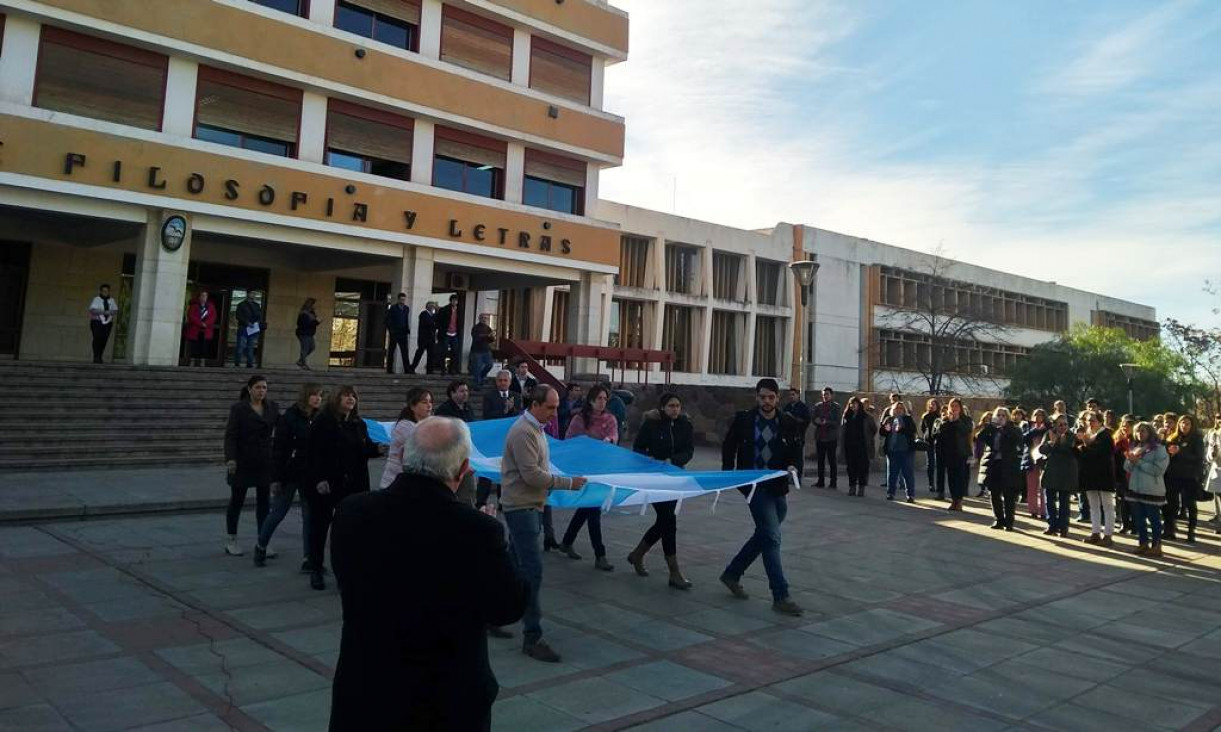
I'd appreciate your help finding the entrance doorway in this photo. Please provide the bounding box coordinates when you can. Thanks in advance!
[0,241,31,358]
[330,278,391,368]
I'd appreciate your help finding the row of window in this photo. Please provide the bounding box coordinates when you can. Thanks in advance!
[879,265,1069,333]
[876,329,1031,378]
[633,240,786,306]
[30,27,586,214]
[250,0,594,105]
[1092,310,1160,341]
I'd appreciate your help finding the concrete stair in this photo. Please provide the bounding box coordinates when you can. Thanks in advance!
[0,361,480,471]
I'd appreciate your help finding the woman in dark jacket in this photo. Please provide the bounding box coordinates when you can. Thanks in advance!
[626,393,696,589]
[920,398,942,495]
[1077,411,1116,545]
[842,397,874,497]
[295,297,320,369]
[880,401,918,502]
[1037,413,1079,537]
[1022,409,1049,519]
[1164,415,1205,543]
[978,407,1023,530]
[937,398,974,512]
[306,385,380,590]
[254,382,323,569]
[223,375,281,557]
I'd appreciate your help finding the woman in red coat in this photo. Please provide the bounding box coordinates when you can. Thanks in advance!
[185,291,218,367]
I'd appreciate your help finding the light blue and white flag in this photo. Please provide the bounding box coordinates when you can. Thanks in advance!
[366,417,793,510]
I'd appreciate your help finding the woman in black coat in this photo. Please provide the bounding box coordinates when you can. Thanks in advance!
[977,407,1024,530]
[1077,411,1116,545]
[306,385,380,590]
[842,397,874,497]
[254,382,323,569]
[1164,415,1205,542]
[223,375,280,557]
[937,398,974,512]
[627,393,696,589]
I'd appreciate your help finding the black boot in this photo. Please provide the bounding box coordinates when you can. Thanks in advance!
[310,570,325,590]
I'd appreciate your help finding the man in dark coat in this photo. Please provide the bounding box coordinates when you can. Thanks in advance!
[482,370,522,419]
[810,387,841,489]
[782,387,812,481]
[437,294,463,375]
[411,300,439,374]
[385,293,410,374]
[507,360,539,396]
[329,417,527,732]
[719,378,805,617]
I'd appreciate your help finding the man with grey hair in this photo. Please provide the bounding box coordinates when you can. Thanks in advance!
[502,384,588,663]
[329,417,527,730]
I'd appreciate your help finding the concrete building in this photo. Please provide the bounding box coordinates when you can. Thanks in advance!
[0,0,627,369]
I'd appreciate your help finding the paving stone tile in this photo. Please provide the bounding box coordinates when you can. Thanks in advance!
[924,661,1095,720]
[1071,684,1210,730]
[489,648,583,689]
[156,638,285,676]
[890,629,1038,674]
[839,652,963,688]
[771,670,902,716]
[539,628,645,671]
[748,628,856,663]
[270,621,343,655]
[861,697,1009,731]
[81,595,187,623]
[0,703,72,731]
[1109,667,1221,708]
[972,616,1080,646]
[0,608,85,637]
[0,629,121,668]
[23,656,165,701]
[677,606,775,636]
[1041,591,1160,622]
[1006,647,1132,683]
[241,688,332,732]
[490,696,586,732]
[1027,701,1156,732]
[525,676,664,725]
[1090,620,1200,649]
[126,712,235,731]
[605,660,733,702]
[696,690,841,731]
[195,658,330,707]
[799,608,942,647]
[227,601,334,631]
[56,681,208,732]
[625,710,742,731]
[1056,632,1167,666]
[0,672,41,710]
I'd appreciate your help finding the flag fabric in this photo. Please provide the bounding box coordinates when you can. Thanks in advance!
[365,417,793,510]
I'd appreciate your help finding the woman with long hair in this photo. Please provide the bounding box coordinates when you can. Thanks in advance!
[558,385,617,571]
[256,383,323,568]
[842,396,873,497]
[307,385,380,589]
[1206,414,1221,533]
[1038,412,1079,537]
[978,407,1024,531]
[1022,409,1049,518]
[938,398,974,511]
[296,297,320,369]
[1125,422,1169,556]
[379,387,433,489]
[223,375,280,556]
[920,398,942,496]
[1164,414,1205,543]
[1113,414,1136,534]
[1078,410,1117,545]
[880,401,918,502]
[627,392,695,588]
[972,410,994,498]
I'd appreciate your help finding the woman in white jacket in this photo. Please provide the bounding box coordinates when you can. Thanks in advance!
[1206,415,1221,531]
[379,388,433,489]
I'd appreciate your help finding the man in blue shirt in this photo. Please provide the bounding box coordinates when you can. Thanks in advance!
[385,292,410,374]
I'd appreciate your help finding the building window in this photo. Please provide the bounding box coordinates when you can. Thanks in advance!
[549,289,570,345]
[665,244,699,295]
[496,288,530,341]
[662,304,695,372]
[529,36,592,104]
[1092,310,1159,341]
[440,6,513,81]
[878,265,1068,333]
[523,150,585,215]
[712,252,744,301]
[34,28,167,131]
[334,0,419,52]
[608,299,645,350]
[753,316,783,377]
[250,0,308,16]
[325,100,412,180]
[876,329,1030,376]
[755,260,784,306]
[433,127,506,199]
[194,67,301,157]
[616,236,650,288]
[709,311,743,375]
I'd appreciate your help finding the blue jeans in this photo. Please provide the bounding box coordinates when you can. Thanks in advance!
[1045,489,1071,532]
[257,482,311,556]
[504,508,544,645]
[724,490,789,601]
[235,329,257,366]
[443,334,460,373]
[887,451,916,498]
[1131,501,1163,544]
[469,350,494,385]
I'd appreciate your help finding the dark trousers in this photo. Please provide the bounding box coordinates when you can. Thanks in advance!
[1078,492,1091,520]
[844,443,870,487]
[990,484,1017,528]
[90,321,112,363]
[410,338,435,372]
[945,456,970,501]
[1164,478,1198,537]
[562,508,606,557]
[642,500,678,556]
[1163,480,1180,537]
[927,451,946,494]
[227,481,270,536]
[386,333,409,373]
[305,491,338,570]
[1045,489,1071,531]
[816,440,838,486]
[443,334,460,373]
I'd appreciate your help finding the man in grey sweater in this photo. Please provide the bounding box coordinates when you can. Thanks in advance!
[501,385,588,662]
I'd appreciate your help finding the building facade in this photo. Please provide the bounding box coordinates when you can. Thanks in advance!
[0,0,627,369]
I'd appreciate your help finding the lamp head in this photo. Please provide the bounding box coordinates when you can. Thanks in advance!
[788,259,820,287]
[1119,363,1139,379]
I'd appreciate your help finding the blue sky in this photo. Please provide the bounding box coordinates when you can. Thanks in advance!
[601,0,1221,328]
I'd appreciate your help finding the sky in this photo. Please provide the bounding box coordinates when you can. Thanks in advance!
[600,0,1221,329]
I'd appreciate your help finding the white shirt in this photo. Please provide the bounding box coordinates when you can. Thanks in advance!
[89,295,117,325]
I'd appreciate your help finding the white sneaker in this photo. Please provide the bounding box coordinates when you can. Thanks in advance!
[225,539,244,556]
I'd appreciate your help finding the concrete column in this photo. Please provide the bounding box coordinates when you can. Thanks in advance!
[298,91,328,163]
[511,28,531,86]
[565,272,603,374]
[391,245,436,335]
[504,143,525,204]
[419,0,443,59]
[539,286,555,342]
[161,58,199,136]
[583,164,599,218]
[745,311,757,376]
[0,16,40,105]
[410,119,435,186]
[129,210,193,366]
[590,57,606,108]
[309,0,337,25]
[699,304,713,377]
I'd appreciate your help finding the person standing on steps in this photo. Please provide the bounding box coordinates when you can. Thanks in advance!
[880,401,918,502]
[385,293,411,374]
[185,290,217,367]
[295,298,320,370]
[256,382,323,569]
[468,314,496,387]
[411,300,439,374]
[233,293,264,368]
[627,393,695,588]
[719,378,805,617]
[437,294,462,375]
[88,283,118,364]
[500,385,588,663]
[841,397,873,496]
[558,385,618,572]
[306,386,381,591]
[1205,414,1221,533]
[224,375,280,557]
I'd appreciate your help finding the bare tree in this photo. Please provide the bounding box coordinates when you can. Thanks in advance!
[870,246,1014,395]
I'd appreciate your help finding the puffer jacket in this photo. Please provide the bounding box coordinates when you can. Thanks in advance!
[1038,432,1079,494]
[1165,430,1205,483]
[632,409,695,467]
[978,422,1024,492]
[272,403,315,485]
[1125,444,1169,501]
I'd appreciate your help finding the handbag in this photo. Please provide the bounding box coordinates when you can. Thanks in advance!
[913,438,929,452]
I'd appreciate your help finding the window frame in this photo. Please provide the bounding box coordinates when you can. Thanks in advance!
[333,0,420,53]
[323,98,414,181]
[249,0,311,18]
[432,126,507,200]
[528,35,593,105]
[192,66,303,158]
[439,4,514,81]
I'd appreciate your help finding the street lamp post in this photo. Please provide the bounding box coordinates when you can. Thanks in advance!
[788,259,820,396]
[1119,363,1138,415]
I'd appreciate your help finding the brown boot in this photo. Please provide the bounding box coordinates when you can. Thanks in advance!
[666,554,692,590]
[1085,533,1101,544]
[1148,542,1164,558]
[1135,540,1149,556]
[626,538,655,577]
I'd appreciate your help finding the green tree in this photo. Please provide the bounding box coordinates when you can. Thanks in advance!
[1005,325,1195,416]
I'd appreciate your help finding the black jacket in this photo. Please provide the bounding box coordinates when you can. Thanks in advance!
[434,399,474,422]
[296,310,319,337]
[782,401,811,442]
[633,410,694,467]
[329,474,527,732]
[1077,429,1116,492]
[841,409,874,453]
[508,375,539,395]
[224,400,280,484]
[879,414,917,454]
[437,304,461,337]
[309,411,378,498]
[386,303,410,336]
[481,390,521,420]
[235,299,263,328]
[722,408,803,496]
[417,309,438,346]
[272,404,315,485]
[1165,430,1205,483]
[978,422,1024,491]
[935,414,974,460]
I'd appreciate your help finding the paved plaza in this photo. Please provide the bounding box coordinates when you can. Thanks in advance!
[2,460,1221,731]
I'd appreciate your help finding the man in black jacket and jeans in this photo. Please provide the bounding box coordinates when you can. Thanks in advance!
[329,417,527,731]
[385,293,410,374]
[719,378,805,617]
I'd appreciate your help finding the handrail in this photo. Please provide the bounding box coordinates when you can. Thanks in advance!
[497,339,673,387]
[496,339,566,393]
